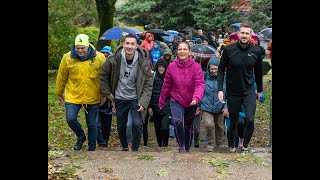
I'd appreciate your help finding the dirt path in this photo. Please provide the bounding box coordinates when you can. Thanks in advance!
[51,123,272,179]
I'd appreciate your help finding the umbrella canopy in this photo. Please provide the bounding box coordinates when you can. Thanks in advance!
[147,29,170,36]
[231,23,241,30]
[190,44,220,58]
[259,28,272,40]
[229,32,259,41]
[99,27,141,40]
[161,30,179,42]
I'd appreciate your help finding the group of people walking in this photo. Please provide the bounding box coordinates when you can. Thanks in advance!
[55,23,265,154]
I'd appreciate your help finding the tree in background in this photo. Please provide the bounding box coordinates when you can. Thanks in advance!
[95,0,117,50]
[116,0,196,31]
[192,0,240,34]
[247,0,272,30]
[48,0,98,69]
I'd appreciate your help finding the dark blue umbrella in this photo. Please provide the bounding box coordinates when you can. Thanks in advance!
[99,27,141,40]
[231,23,241,30]
[259,28,272,40]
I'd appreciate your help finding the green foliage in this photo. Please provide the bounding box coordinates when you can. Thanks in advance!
[202,157,230,168]
[48,161,81,179]
[116,0,196,31]
[48,0,98,70]
[192,0,240,32]
[76,26,100,46]
[137,154,155,160]
[116,0,271,34]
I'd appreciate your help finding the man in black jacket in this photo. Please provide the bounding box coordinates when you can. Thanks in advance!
[217,23,263,153]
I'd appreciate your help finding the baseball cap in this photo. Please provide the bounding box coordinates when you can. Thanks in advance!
[100,46,112,53]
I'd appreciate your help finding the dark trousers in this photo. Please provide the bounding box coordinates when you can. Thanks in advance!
[143,112,149,146]
[153,111,170,147]
[170,101,197,151]
[227,88,256,148]
[115,99,143,150]
[227,116,245,147]
[97,109,112,145]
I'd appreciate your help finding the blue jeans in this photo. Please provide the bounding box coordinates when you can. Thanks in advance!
[115,99,143,150]
[65,102,99,151]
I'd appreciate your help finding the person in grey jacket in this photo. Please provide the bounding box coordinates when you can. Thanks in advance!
[99,34,153,151]
[199,57,228,152]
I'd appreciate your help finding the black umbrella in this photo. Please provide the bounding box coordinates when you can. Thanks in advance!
[190,44,220,58]
[259,28,272,40]
[147,29,170,36]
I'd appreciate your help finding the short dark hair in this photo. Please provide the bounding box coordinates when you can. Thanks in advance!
[124,33,137,42]
[240,23,251,29]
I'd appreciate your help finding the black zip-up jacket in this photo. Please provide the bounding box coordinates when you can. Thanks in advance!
[217,42,263,96]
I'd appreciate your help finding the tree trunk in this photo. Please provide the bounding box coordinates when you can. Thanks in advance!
[95,0,117,50]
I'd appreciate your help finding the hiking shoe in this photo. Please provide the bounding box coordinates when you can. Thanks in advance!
[194,144,199,148]
[241,147,250,154]
[74,136,86,150]
[98,143,107,147]
[121,147,129,151]
[229,147,236,153]
[179,147,187,153]
[128,143,132,150]
[131,149,138,151]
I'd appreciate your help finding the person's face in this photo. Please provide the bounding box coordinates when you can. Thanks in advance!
[238,27,252,44]
[203,40,209,45]
[209,64,218,76]
[123,37,138,56]
[103,52,110,58]
[177,43,190,61]
[75,45,88,58]
[148,34,153,41]
[158,64,165,75]
[153,42,158,48]
[164,54,171,60]
[197,29,203,36]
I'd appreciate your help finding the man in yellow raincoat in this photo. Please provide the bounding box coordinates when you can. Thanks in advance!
[55,34,106,151]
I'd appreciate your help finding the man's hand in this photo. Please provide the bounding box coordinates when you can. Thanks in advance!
[57,95,64,106]
[57,95,64,102]
[222,108,229,118]
[148,108,153,116]
[257,92,262,101]
[137,104,144,112]
[106,94,114,101]
[218,91,225,103]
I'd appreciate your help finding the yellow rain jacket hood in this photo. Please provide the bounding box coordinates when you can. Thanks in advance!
[56,44,106,104]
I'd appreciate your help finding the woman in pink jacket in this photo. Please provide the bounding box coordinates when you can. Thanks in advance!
[158,42,205,153]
